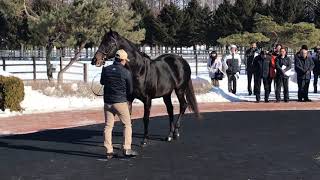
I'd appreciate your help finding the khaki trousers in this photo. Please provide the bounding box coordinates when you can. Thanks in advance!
[104,102,132,153]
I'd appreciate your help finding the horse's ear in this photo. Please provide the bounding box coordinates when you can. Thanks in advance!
[109,28,113,33]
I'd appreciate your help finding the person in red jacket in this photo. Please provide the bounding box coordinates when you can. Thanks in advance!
[269,44,282,94]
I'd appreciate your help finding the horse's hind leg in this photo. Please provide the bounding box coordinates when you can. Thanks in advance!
[142,98,151,146]
[174,89,188,139]
[163,95,174,142]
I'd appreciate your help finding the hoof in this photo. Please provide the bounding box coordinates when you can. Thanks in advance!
[174,131,180,140]
[166,136,173,142]
[141,139,148,147]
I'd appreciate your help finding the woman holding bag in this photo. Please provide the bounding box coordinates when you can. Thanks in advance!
[207,51,225,87]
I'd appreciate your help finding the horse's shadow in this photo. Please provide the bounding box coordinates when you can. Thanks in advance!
[0,124,166,159]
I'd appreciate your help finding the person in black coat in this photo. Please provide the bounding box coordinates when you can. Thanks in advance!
[245,42,259,95]
[253,50,272,103]
[312,46,320,93]
[275,48,292,102]
[294,45,315,102]
[100,49,138,158]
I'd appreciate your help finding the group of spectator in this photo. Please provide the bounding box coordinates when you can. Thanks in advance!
[207,43,320,103]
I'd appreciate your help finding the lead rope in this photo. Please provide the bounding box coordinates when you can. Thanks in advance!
[91,72,104,96]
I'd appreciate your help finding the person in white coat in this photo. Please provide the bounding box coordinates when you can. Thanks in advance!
[207,51,226,87]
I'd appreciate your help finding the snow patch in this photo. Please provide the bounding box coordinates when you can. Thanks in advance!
[0,69,13,77]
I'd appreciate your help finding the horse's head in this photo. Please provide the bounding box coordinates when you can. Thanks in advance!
[91,29,119,67]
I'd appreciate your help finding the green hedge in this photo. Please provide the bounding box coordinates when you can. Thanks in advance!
[0,75,24,112]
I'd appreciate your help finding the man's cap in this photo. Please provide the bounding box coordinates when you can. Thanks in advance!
[115,49,130,61]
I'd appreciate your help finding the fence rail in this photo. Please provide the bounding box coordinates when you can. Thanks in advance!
[0,47,301,81]
[0,56,88,82]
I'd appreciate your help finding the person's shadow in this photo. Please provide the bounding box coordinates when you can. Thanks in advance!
[0,119,166,159]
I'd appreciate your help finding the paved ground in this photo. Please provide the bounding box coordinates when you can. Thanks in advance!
[2,102,320,136]
[1,110,320,180]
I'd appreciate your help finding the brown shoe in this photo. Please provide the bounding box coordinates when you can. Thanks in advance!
[106,152,113,159]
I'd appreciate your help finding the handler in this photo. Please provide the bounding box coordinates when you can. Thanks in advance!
[100,49,138,159]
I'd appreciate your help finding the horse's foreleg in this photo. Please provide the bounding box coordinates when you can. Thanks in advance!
[142,99,151,146]
[174,90,188,139]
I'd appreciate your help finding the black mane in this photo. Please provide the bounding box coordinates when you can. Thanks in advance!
[113,32,152,60]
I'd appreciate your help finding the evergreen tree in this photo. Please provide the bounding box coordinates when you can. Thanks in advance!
[0,0,30,49]
[233,0,256,32]
[198,5,214,47]
[212,0,242,45]
[269,0,304,24]
[305,2,320,28]
[0,11,8,48]
[158,3,183,47]
[176,12,194,47]
[131,0,165,46]
[217,32,270,47]
[176,0,202,47]
[253,13,320,50]
[254,0,271,16]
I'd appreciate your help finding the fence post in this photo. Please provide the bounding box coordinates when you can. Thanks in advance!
[83,63,88,83]
[59,57,63,71]
[195,54,198,76]
[1,57,5,71]
[32,57,36,80]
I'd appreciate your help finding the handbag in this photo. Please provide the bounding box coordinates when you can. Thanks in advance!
[214,69,224,80]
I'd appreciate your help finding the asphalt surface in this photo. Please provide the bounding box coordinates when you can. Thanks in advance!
[1,111,320,180]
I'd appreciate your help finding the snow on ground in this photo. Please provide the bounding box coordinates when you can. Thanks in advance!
[195,70,320,103]
[0,69,13,77]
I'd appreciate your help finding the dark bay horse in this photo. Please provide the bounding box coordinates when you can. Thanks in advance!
[91,30,199,145]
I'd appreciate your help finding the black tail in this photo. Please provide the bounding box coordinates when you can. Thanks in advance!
[185,79,200,118]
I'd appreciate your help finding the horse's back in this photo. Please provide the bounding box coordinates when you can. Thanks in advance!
[149,54,191,95]
[154,54,191,75]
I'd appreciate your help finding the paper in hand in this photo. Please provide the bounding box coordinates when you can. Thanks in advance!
[285,70,294,76]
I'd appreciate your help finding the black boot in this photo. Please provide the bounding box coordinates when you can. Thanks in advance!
[256,95,260,103]
[314,86,318,93]
[265,92,270,103]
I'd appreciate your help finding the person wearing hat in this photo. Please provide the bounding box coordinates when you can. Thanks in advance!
[223,44,241,94]
[312,46,320,93]
[100,49,138,159]
[294,45,315,102]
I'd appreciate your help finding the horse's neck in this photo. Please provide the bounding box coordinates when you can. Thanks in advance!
[119,39,152,77]
[129,51,151,77]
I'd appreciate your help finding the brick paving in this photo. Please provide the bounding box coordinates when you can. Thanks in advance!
[1,101,320,136]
